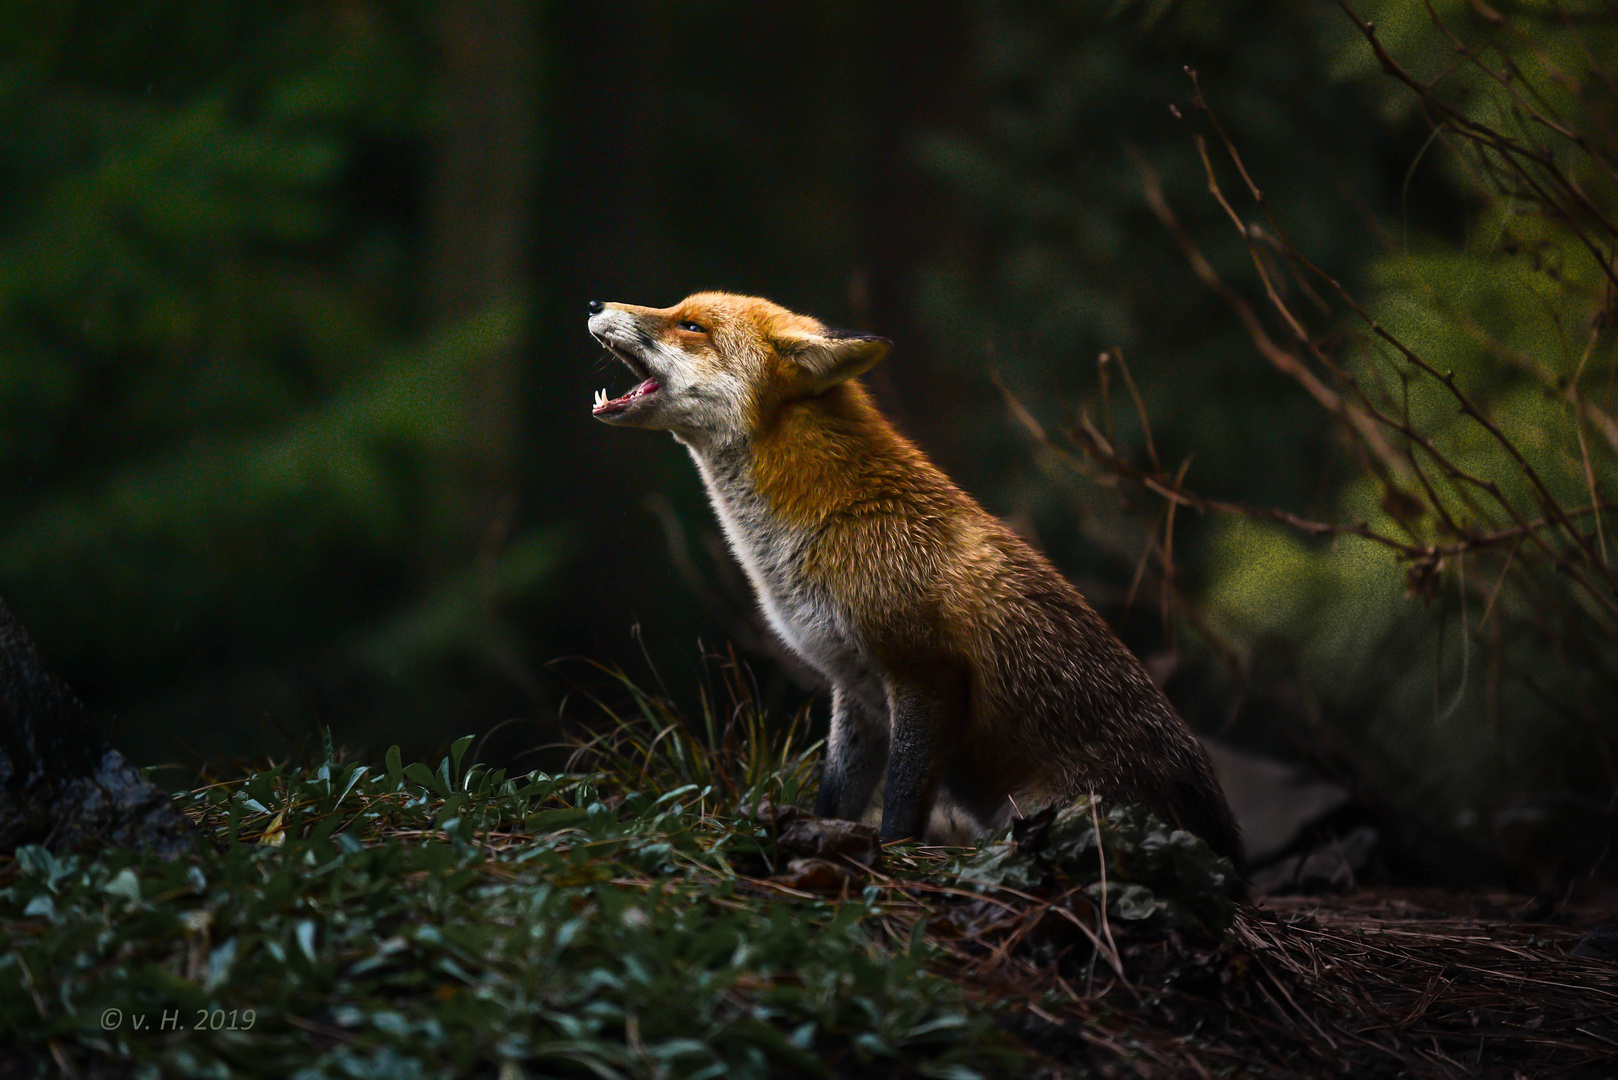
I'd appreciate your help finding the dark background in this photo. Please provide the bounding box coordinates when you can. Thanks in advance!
[1,0,1612,887]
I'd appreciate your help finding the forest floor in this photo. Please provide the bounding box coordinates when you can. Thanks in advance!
[2,705,1614,1079]
[960,884,1618,1079]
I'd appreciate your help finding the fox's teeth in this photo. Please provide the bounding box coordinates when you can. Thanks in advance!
[594,388,606,409]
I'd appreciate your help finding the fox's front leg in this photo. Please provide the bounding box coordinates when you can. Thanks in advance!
[879,673,965,842]
[815,685,889,821]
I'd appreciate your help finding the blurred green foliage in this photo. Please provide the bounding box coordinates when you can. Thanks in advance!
[0,2,568,761]
[1196,0,1618,879]
[912,0,1403,534]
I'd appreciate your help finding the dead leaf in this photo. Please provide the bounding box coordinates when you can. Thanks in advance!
[776,857,858,893]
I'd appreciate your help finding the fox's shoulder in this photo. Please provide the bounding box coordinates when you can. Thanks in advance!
[748,382,966,528]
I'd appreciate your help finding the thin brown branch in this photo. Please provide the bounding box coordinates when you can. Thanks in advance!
[1132,144,1410,483]
[1337,3,1618,290]
[1183,66,1618,616]
[1068,405,1612,566]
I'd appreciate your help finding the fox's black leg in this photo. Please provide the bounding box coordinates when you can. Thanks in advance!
[879,673,965,842]
[815,685,889,821]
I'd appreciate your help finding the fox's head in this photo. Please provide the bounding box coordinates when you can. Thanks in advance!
[586,293,890,441]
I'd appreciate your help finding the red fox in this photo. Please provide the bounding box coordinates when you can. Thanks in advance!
[587,293,1244,868]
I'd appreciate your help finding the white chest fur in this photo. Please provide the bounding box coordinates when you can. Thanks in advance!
[685,441,868,688]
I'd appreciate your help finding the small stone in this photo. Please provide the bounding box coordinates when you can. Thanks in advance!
[1570,921,1618,962]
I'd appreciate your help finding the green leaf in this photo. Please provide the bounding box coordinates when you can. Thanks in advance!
[449,734,475,789]
[102,867,142,903]
[525,807,591,833]
[403,762,448,798]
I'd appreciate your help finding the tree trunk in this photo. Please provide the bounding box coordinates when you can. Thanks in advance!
[0,597,193,856]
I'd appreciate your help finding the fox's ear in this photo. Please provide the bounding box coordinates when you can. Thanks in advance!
[778,328,892,390]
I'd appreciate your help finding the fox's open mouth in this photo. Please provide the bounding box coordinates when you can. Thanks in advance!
[592,342,661,417]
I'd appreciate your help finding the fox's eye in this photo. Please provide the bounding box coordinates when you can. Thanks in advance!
[676,320,707,334]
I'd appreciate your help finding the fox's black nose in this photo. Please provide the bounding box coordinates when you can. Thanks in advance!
[587,300,604,314]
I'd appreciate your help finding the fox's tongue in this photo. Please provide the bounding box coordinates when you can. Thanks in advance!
[593,377,660,416]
